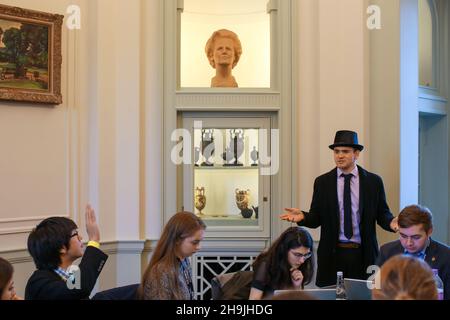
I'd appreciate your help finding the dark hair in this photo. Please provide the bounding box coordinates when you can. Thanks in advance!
[138,212,206,299]
[27,217,78,270]
[398,204,433,233]
[253,227,315,290]
[0,257,14,295]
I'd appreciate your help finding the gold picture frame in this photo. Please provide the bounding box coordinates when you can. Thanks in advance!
[0,4,63,104]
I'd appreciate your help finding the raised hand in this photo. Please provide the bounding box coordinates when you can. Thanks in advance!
[280,208,305,223]
[85,204,100,242]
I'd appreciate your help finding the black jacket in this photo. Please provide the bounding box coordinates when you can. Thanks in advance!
[298,166,395,287]
[376,238,450,300]
[25,246,108,300]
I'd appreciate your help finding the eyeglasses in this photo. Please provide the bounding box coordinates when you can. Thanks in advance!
[290,251,312,260]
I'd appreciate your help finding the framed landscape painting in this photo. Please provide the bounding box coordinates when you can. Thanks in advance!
[0,4,63,104]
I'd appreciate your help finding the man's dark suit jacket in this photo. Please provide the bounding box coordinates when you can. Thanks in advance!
[25,246,108,300]
[298,165,395,287]
[376,238,450,300]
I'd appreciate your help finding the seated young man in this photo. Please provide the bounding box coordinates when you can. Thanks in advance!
[25,205,108,300]
[376,204,449,300]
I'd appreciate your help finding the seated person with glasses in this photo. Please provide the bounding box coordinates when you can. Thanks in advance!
[249,227,314,300]
[25,205,108,300]
[376,204,449,300]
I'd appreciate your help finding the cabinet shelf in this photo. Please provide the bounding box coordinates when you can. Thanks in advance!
[198,215,258,227]
[195,166,259,170]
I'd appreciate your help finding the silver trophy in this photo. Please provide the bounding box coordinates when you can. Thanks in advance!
[224,129,244,166]
[201,129,215,166]
[251,146,259,166]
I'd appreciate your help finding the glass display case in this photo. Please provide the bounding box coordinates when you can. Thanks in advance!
[183,116,271,237]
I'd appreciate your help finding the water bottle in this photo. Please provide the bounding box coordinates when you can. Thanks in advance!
[336,271,347,300]
[432,269,444,300]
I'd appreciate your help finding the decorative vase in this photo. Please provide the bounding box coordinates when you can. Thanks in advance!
[235,188,251,218]
[194,187,206,216]
[252,205,259,219]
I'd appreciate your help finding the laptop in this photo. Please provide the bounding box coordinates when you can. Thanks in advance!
[344,278,372,300]
[273,288,336,300]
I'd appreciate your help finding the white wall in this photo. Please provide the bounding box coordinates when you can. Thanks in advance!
[0,0,162,296]
[0,0,83,297]
[295,0,369,241]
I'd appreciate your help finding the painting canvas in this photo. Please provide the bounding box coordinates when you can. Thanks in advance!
[0,4,63,104]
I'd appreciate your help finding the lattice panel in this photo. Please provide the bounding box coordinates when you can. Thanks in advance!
[194,254,257,300]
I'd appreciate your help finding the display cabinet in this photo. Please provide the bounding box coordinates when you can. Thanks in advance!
[162,0,296,299]
[183,115,271,238]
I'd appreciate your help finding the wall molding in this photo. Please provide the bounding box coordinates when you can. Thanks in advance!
[0,215,70,236]
[0,215,69,224]
[1,240,147,264]
[0,226,38,236]
[175,92,281,110]
[94,240,146,255]
[142,239,158,254]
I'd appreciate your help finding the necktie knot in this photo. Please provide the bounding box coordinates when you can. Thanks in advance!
[341,173,353,180]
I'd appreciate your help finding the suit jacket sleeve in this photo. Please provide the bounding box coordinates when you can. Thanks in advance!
[28,246,108,300]
[375,245,388,267]
[440,246,450,300]
[299,177,322,228]
[375,175,395,232]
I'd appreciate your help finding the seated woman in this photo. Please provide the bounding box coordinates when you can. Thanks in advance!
[249,226,315,300]
[372,255,437,300]
[138,211,206,300]
[0,257,22,300]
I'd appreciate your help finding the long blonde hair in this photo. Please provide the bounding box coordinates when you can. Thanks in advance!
[372,255,437,300]
[138,212,205,299]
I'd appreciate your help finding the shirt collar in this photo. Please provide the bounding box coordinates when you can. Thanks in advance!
[54,267,71,281]
[337,165,359,178]
[403,238,430,260]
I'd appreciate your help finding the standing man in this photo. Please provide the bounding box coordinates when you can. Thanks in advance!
[280,130,398,287]
[376,204,449,300]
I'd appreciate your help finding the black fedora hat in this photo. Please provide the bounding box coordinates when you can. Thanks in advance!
[328,130,364,151]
